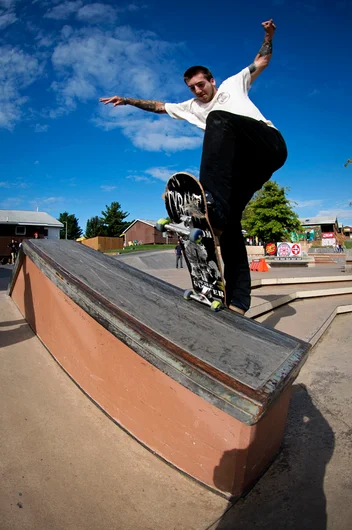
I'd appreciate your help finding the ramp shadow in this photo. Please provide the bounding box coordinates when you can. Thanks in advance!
[0,266,13,291]
[258,304,297,329]
[211,384,334,530]
[22,257,37,334]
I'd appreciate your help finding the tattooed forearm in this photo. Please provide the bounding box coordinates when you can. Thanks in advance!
[124,98,166,113]
[258,36,273,57]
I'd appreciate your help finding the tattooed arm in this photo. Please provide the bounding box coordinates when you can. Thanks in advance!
[248,19,276,83]
[99,95,166,114]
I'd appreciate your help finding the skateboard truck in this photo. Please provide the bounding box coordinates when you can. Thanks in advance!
[183,288,222,312]
[156,219,204,244]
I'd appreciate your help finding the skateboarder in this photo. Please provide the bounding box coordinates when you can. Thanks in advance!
[100,19,287,315]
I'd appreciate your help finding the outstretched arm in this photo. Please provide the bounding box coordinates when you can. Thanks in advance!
[248,19,276,83]
[99,95,167,114]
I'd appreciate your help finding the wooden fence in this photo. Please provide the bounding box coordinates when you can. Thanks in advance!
[82,237,123,252]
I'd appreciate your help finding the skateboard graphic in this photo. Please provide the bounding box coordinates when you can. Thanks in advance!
[156,172,226,311]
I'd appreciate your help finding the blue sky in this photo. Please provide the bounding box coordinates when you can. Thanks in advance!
[1,0,351,233]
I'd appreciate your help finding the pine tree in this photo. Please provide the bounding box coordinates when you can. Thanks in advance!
[85,216,106,238]
[58,212,83,240]
[100,202,130,237]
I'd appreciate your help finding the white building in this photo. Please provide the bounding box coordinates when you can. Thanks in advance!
[0,210,63,257]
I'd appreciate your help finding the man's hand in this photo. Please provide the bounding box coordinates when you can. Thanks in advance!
[261,19,276,40]
[99,95,166,114]
[100,96,126,107]
[249,19,276,82]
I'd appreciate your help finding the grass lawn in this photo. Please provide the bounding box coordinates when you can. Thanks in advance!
[105,244,175,255]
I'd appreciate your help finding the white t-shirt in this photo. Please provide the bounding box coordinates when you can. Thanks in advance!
[165,67,275,130]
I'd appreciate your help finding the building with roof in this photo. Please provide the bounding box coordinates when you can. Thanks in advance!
[299,215,342,246]
[299,216,338,230]
[121,219,178,246]
[0,210,63,258]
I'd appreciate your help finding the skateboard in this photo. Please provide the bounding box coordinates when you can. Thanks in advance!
[156,172,226,311]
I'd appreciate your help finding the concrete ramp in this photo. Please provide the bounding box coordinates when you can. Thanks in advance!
[9,240,310,498]
[115,249,176,270]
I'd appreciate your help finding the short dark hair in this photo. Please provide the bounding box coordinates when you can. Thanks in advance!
[183,66,214,83]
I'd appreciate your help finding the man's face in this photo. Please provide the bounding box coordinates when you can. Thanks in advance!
[185,73,217,103]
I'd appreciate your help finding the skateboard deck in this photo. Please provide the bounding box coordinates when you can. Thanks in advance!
[156,172,226,311]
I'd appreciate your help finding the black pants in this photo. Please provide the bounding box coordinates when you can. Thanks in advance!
[199,111,288,311]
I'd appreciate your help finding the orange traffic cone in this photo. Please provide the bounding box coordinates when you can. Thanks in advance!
[257,258,269,272]
[250,259,259,271]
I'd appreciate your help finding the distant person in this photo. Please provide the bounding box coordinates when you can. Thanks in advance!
[100,19,287,315]
[8,239,18,264]
[175,240,183,269]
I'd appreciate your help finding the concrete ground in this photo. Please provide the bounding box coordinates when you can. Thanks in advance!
[1,256,352,530]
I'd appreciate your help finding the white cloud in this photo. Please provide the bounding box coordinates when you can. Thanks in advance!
[119,117,203,152]
[144,167,173,182]
[0,197,23,208]
[36,33,57,48]
[44,0,83,20]
[28,196,65,211]
[128,166,200,183]
[16,181,28,189]
[315,208,352,223]
[126,175,151,182]
[100,185,117,191]
[43,196,63,203]
[2,14,198,152]
[94,111,203,152]
[0,46,43,130]
[0,0,17,31]
[0,11,17,29]
[291,199,323,209]
[34,123,49,132]
[48,25,198,152]
[0,179,27,189]
[34,160,40,164]
[76,3,118,23]
[0,0,17,8]
[51,26,186,105]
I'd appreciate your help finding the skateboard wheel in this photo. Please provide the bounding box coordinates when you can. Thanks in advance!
[183,289,193,300]
[189,228,203,244]
[210,301,222,312]
[156,218,168,232]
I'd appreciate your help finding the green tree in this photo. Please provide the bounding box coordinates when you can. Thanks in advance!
[241,180,302,244]
[85,216,107,238]
[58,212,83,240]
[100,202,130,237]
